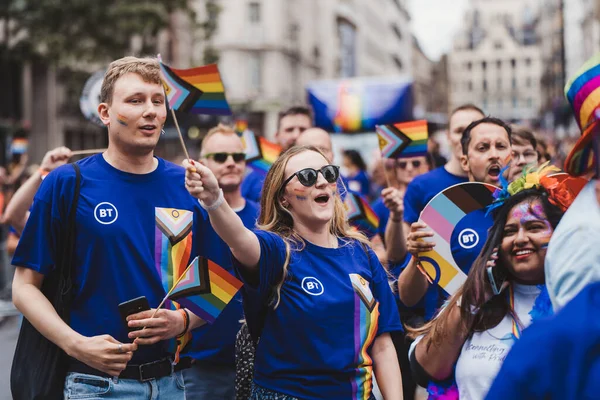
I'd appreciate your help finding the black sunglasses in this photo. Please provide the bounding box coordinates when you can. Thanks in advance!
[204,152,246,163]
[397,159,422,169]
[282,165,340,188]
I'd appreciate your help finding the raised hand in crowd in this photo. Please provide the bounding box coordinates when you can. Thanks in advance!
[397,222,435,306]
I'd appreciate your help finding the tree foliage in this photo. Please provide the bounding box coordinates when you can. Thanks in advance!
[2,0,194,64]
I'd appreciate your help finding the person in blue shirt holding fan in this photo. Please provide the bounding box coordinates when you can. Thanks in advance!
[184,145,403,399]
[182,123,260,399]
[11,57,210,399]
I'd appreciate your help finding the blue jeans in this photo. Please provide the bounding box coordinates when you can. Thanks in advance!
[63,371,185,399]
[182,361,235,399]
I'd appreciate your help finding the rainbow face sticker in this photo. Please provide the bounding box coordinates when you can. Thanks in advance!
[116,114,128,126]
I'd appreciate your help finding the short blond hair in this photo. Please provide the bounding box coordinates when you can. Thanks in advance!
[200,123,239,156]
[100,56,162,104]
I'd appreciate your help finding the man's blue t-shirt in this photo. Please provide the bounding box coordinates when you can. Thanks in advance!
[345,170,370,197]
[371,197,390,241]
[241,170,265,204]
[184,199,259,365]
[12,155,210,365]
[237,231,402,399]
[403,166,467,224]
[485,281,600,400]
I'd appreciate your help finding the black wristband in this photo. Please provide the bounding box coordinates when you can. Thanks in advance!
[177,308,191,338]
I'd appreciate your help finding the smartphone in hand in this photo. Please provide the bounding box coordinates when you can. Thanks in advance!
[487,265,508,296]
[118,296,150,332]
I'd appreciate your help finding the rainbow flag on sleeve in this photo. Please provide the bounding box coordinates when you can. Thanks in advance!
[170,257,243,324]
[376,120,428,159]
[159,61,232,116]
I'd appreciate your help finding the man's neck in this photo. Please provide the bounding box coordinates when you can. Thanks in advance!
[223,188,245,210]
[103,146,157,174]
[293,220,337,248]
[445,156,467,177]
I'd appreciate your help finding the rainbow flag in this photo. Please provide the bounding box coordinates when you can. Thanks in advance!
[565,52,600,129]
[376,120,428,159]
[235,119,248,134]
[173,257,243,324]
[246,135,282,175]
[345,192,379,238]
[334,82,362,132]
[11,138,28,155]
[159,61,232,116]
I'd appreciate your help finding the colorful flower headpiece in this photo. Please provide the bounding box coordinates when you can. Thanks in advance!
[488,162,583,214]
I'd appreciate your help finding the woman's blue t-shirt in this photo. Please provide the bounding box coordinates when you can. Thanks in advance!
[237,230,402,399]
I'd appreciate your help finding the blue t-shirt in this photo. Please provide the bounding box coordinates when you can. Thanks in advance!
[12,155,210,365]
[345,170,370,197]
[371,197,390,241]
[241,170,265,204]
[486,282,600,400]
[403,166,467,224]
[237,231,402,399]
[184,199,260,365]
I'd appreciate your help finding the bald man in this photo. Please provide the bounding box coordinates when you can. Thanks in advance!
[296,127,334,163]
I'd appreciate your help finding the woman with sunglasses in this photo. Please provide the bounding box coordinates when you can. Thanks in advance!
[184,145,403,400]
[405,166,579,400]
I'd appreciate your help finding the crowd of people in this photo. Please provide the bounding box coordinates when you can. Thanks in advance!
[4,54,600,400]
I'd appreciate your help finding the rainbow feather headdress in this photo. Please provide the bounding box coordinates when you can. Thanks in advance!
[488,163,585,214]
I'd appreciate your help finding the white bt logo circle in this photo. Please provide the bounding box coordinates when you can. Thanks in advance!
[94,202,119,225]
[301,277,324,296]
[458,228,479,249]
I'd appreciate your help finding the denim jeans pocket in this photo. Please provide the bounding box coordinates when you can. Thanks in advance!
[173,371,186,391]
[65,373,112,399]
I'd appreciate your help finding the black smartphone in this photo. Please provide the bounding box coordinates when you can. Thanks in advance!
[118,296,150,332]
[487,265,508,295]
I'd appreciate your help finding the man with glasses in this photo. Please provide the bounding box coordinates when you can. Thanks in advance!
[508,126,540,181]
[241,106,313,203]
[182,123,260,399]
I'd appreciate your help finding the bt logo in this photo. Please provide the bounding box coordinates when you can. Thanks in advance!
[458,228,479,249]
[94,202,119,225]
[301,277,324,296]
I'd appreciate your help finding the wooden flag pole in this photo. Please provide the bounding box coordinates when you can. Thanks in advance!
[71,148,107,156]
[170,107,191,162]
[149,262,193,320]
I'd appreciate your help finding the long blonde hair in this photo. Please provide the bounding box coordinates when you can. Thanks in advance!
[257,145,370,308]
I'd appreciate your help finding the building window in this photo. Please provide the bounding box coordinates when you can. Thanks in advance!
[337,19,357,77]
[497,78,502,89]
[466,61,472,71]
[482,61,487,71]
[393,55,403,70]
[527,98,533,108]
[512,77,517,89]
[511,58,516,68]
[483,79,488,91]
[526,77,532,87]
[512,96,518,109]
[525,58,531,66]
[467,81,473,91]
[392,24,402,41]
[496,60,502,69]
[249,2,261,23]
[494,41,503,49]
[249,53,261,92]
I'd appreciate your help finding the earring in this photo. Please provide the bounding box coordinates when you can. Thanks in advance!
[161,128,166,135]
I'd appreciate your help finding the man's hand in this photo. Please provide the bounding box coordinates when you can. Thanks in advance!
[40,146,72,172]
[381,187,404,219]
[127,308,185,345]
[68,334,137,377]
[406,222,435,256]
[183,159,221,206]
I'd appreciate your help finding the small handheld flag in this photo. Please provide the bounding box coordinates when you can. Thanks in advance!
[376,120,428,159]
[344,191,379,238]
[241,131,282,175]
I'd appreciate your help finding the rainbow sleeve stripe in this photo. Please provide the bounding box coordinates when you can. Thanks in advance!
[349,273,379,400]
[248,136,282,175]
[565,53,600,129]
[175,258,243,324]
[376,120,428,159]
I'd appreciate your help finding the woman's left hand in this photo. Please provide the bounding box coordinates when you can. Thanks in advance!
[127,309,185,345]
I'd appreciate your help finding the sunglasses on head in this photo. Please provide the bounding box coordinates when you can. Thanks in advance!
[397,159,422,169]
[204,152,246,163]
[282,165,340,188]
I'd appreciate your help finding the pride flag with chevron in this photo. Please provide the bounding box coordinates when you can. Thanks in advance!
[344,191,379,238]
[159,61,232,116]
[169,257,243,324]
[376,120,428,159]
[240,131,282,175]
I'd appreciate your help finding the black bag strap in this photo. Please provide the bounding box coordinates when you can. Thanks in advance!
[56,163,81,309]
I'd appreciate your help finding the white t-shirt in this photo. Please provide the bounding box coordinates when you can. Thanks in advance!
[409,284,541,400]
[455,284,540,399]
